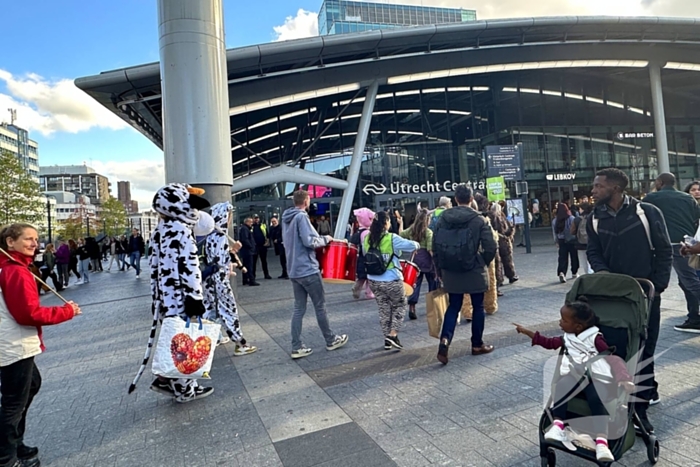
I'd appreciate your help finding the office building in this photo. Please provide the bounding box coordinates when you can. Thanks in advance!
[128,210,159,240]
[0,122,40,182]
[117,180,139,213]
[39,165,111,204]
[319,0,476,35]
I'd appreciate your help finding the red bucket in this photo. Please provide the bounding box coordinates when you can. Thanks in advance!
[344,244,358,282]
[400,260,420,296]
[316,246,327,274]
[321,241,351,284]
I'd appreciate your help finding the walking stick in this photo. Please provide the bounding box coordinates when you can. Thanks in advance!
[0,247,70,304]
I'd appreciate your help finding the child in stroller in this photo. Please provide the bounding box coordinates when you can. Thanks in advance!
[514,297,635,462]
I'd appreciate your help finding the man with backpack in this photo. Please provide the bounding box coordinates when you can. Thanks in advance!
[571,203,593,274]
[586,168,672,434]
[433,184,497,365]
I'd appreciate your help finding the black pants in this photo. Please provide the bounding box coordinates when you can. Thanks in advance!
[253,246,270,278]
[551,375,609,436]
[640,295,661,403]
[557,240,579,276]
[39,269,62,293]
[0,358,42,465]
[279,249,288,277]
[241,250,255,284]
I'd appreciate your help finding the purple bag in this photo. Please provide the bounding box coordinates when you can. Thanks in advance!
[413,249,434,274]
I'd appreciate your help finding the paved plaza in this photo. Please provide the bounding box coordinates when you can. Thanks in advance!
[32,229,700,466]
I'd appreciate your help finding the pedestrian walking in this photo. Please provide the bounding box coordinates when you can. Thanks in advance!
[553,203,579,283]
[571,202,593,274]
[127,229,145,278]
[433,184,497,364]
[0,223,81,467]
[252,215,271,280]
[269,217,288,279]
[76,239,91,284]
[39,244,64,293]
[587,168,672,433]
[107,237,121,271]
[239,218,258,286]
[400,208,436,320]
[282,190,348,359]
[54,241,70,287]
[86,237,101,273]
[363,211,419,349]
[350,207,375,300]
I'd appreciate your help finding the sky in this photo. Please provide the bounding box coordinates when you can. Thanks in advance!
[1,0,699,208]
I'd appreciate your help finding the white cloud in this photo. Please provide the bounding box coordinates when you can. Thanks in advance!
[91,159,165,210]
[0,69,127,136]
[273,9,319,42]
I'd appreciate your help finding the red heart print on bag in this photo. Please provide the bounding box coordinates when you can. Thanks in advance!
[170,333,212,374]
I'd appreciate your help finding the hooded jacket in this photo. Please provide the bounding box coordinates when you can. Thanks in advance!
[55,243,70,264]
[434,206,497,294]
[149,183,205,318]
[282,207,330,279]
[205,202,233,275]
[0,250,74,366]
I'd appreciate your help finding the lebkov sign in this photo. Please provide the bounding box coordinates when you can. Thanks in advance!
[362,179,486,196]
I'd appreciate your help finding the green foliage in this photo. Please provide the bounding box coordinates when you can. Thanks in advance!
[0,149,44,226]
[100,197,129,237]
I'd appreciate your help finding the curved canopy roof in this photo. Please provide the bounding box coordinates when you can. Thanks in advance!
[76,16,700,178]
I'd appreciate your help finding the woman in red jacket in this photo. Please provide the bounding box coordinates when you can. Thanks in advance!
[0,224,81,467]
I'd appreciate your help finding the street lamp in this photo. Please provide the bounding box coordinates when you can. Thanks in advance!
[86,213,91,237]
[42,194,55,245]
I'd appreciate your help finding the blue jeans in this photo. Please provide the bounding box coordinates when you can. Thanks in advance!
[440,292,485,348]
[79,259,90,283]
[130,252,141,275]
[290,273,335,351]
[407,272,437,305]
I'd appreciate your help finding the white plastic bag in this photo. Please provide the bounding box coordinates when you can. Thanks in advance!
[152,316,220,379]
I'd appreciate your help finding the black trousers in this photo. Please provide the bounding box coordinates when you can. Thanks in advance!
[279,248,288,277]
[241,250,255,284]
[640,295,661,403]
[0,358,42,465]
[557,240,579,276]
[39,269,62,293]
[253,246,270,278]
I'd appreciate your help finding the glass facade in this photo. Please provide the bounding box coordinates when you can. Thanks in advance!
[318,0,477,35]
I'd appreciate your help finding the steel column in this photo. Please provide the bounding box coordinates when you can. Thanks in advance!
[334,81,379,239]
[649,63,670,174]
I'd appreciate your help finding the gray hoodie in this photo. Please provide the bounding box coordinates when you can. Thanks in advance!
[282,207,330,279]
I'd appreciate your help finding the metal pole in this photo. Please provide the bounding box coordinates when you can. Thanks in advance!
[334,81,379,239]
[46,198,52,245]
[86,215,91,237]
[158,0,233,207]
[518,143,532,254]
[649,63,670,174]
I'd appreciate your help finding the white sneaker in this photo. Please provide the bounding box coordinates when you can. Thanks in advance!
[572,273,579,279]
[291,347,313,359]
[596,443,614,462]
[544,424,567,442]
[326,334,348,351]
[558,273,566,283]
[217,336,231,346]
[233,344,257,356]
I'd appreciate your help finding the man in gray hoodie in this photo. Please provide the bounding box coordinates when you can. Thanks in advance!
[282,190,349,359]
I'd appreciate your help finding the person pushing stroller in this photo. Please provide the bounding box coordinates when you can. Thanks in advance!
[514,298,635,463]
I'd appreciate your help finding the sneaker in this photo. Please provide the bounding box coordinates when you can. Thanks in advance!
[558,273,566,283]
[175,385,214,403]
[544,424,567,442]
[634,416,655,434]
[233,344,257,356]
[384,338,392,350]
[136,274,140,279]
[326,334,348,351]
[291,347,313,359]
[386,335,403,350]
[150,378,175,397]
[17,444,38,461]
[509,276,519,284]
[437,339,449,365]
[649,391,660,406]
[352,287,360,300]
[572,273,579,279]
[217,336,231,346]
[9,458,40,467]
[596,443,615,462]
[674,319,700,333]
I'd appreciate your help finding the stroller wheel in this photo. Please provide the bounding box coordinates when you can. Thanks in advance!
[646,435,660,464]
[540,449,556,467]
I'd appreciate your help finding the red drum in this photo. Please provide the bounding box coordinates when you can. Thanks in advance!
[315,246,327,274]
[321,241,352,284]
[400,260,420,296]
[344,244,358,282]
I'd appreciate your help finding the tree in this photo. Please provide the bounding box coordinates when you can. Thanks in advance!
[54,200,99,241]
[0,149,44,226]
[99,197,129,237]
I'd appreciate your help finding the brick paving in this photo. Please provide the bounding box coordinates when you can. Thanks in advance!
[27,228,700,466]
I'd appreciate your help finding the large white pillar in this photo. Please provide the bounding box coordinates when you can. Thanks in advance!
[334,81,379,239]
[649,63,670,174]
[158,0,233,205]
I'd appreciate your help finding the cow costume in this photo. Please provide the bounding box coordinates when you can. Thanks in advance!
[202,202,257,355]
[129,183,214,403]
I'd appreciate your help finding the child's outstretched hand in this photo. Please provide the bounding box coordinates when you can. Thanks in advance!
[619,380,635,394]
[513,323,535,339]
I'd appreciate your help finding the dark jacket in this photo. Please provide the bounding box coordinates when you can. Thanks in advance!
[252,223,268,249]
[269,224,284,255]
[128,234,145,255]
[643,186,700,243]
[55,244,70,265]
[86,238,101,260]
[434,206,497,294]
[586,196,673,293]
[239,224,256,253]
[77,244,90,261]
[115,240,125,254]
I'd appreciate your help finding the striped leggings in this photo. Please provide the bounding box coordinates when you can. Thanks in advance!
[368,279,406,336]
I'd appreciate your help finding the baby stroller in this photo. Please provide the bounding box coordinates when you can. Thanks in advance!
[538,273,659,466]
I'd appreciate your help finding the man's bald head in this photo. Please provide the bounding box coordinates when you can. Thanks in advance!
[655,172,676,191]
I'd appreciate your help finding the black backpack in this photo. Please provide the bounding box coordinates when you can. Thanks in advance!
[433,219,478,272]
[363,234,394,276]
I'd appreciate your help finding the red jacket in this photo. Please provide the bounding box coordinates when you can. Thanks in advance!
[0,250,74,351]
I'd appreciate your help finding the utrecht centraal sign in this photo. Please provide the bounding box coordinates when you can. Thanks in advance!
[362,179,486,196]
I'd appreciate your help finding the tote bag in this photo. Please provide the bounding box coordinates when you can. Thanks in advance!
[152,316,220,379]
